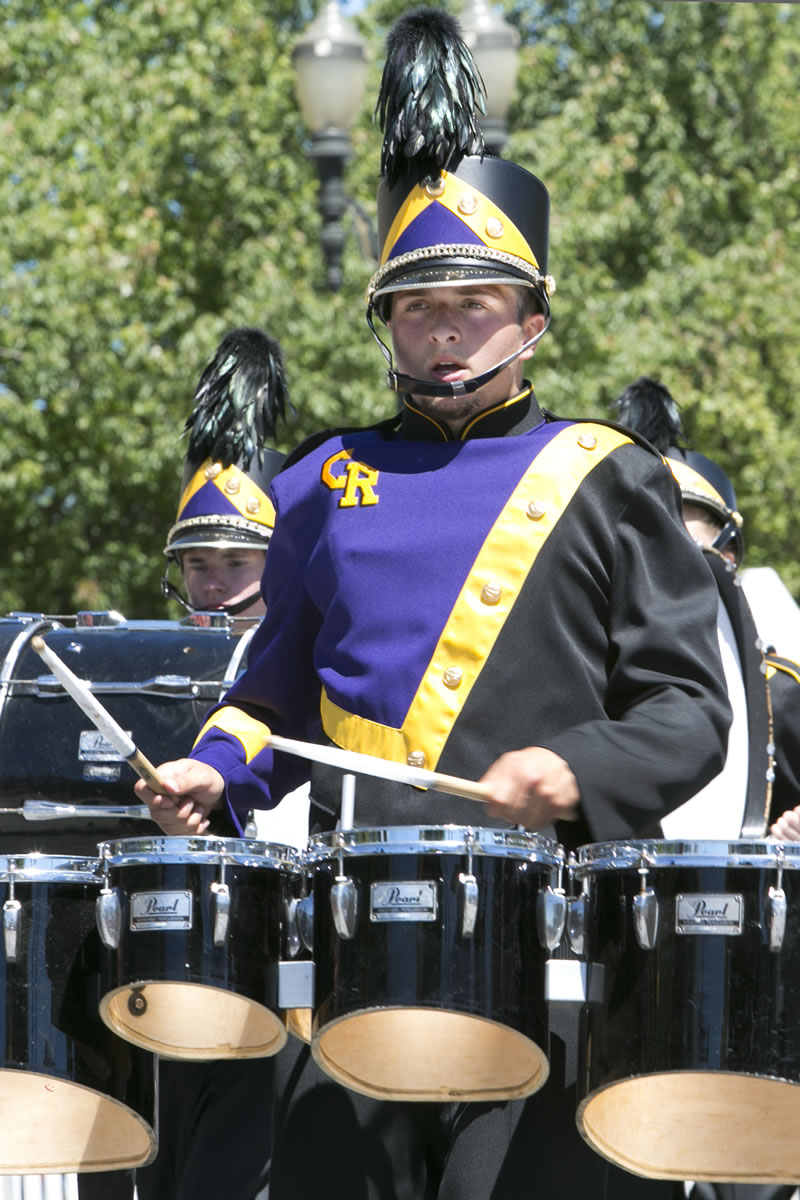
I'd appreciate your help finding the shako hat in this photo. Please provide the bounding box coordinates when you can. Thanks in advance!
[164,327,290,559]
[366,8,554,315]
[614,375,744,565]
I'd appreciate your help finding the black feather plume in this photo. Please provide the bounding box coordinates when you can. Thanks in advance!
[184,328,290,470]
[375,8,486,188]
[614,376,687,456]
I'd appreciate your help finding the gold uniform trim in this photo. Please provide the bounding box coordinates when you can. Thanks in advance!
[194,704,271,763]
[766,659,800,688]
[381,171,537,268]
[321,423,632,769]
[178,460,275,529]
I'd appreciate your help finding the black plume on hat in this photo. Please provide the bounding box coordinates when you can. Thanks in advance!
[184,327,290,471]
[614,375,743,562]
[614,376,687,456]
[375,8,486,189]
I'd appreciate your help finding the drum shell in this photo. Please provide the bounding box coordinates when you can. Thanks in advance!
[99,837,302,1058]
[578,843,800,1091]
[575,839,800,1183]
[312,849,549,1042]
[0,856,157,1172]
[0,615,251,854]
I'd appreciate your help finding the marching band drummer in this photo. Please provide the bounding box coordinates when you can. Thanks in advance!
[615,376,800,845]
[616,377,800,1200]
[134,327,300,1200]
[136,11,731,1199]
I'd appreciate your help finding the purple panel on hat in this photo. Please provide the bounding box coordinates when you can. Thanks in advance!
[388,202,483,261]
[178,480,240,522]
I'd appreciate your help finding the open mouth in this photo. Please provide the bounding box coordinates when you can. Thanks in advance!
[430,359,467,381]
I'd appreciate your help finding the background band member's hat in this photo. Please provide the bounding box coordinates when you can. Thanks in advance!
[164,327,290,559]
[615,375,744,565]
[365,9,555,316]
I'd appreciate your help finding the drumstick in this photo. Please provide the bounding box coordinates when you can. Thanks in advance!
[30,635,167,794]
[0,800,153,821]
[266,732,493,804]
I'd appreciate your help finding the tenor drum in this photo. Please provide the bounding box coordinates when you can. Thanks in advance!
[0,611,255,854]
[303,825,563,1102]
[97,836,303,1060]
[575,839,800,1184]
[0,854,157,1174]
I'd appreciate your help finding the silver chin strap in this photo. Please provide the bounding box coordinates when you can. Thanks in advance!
[366,297,551,399]
[160,573,261,617]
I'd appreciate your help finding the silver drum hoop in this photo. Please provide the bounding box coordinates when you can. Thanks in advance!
[575,837,800,877]
[304,824,562,866]
[98,835,302,872]
[0,854,101,885]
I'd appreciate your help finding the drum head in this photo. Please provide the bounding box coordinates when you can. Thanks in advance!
[579,1072,800,1184]
[100,980,288,1061]
[312,1008,549,1102]
[0,1071,156,1174]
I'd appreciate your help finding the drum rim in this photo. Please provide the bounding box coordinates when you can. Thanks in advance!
[304,824,562,863]
[575,838,800,873]
[99,835,302,870]
[0,853,101,883]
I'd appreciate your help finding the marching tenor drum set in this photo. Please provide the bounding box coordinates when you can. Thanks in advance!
[2,613,800,1187]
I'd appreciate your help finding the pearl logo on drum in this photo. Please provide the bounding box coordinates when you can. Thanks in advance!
[130,890,193,931]
[675,892,744,935]
[370,880,438,922]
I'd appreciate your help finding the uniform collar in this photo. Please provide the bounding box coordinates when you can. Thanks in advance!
[398,383,544,442]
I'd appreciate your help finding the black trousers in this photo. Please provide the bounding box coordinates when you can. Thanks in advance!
[135,1057,273,1200]
[270,1031,676,1200]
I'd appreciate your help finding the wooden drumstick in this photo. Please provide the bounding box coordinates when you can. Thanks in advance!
[266,732,493,804]
[30,635,167,794]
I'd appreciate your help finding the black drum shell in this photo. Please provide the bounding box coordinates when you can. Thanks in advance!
[0,858,157,1162]
[311,843,551,1046]
[99,838,303,1060]
[103,856,289,1005]
[578,846,800,1093]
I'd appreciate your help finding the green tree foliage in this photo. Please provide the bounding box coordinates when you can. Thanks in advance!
[1,0,798,618]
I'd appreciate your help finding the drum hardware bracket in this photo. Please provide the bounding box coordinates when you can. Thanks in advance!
[632,861,659,951]
[768,853,786,952]
[537,885,567,951]
[96,887,123,949]
[278,960,315,1010]
[331,875,358,939]
[286,894,315,955]
[211,877,231,947]
[459,836,478,938]
[96,851,123,949]
[3,871,21,962]
[459,872,479,938]
[545,959,604,1006]
[128,987,148,1017]
[331,841,358,940]
[566,893,587,957]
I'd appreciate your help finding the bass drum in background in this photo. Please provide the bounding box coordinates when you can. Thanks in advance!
[0,611,256,855]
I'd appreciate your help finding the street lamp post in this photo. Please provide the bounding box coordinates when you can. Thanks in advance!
[292,3,368,292]
[459,0,521,156]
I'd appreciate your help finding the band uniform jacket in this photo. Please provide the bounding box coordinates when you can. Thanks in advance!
[765,652,800,825]
[189,391,731,854]
[701,548,775,838]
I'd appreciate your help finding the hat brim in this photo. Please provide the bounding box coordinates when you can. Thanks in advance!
[165,525,271,557]
[373,258,540,302]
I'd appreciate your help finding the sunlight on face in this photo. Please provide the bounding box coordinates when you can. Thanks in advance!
[180,546,266,616]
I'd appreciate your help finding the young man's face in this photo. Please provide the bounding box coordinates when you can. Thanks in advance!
[180,546,266,617]
[387,283,545,434]
[682,502,737,565]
